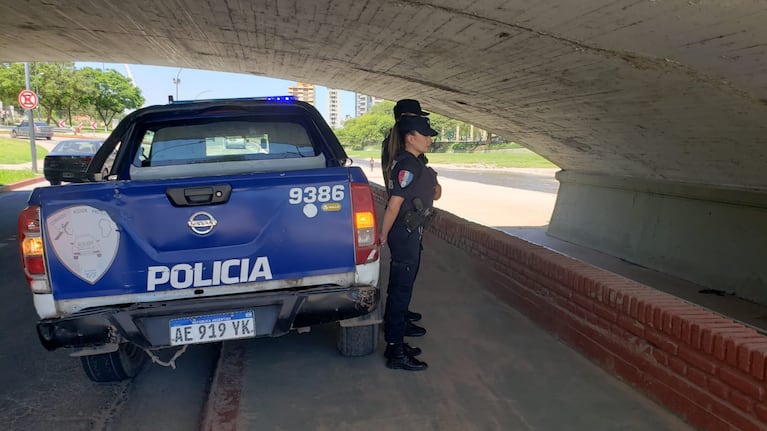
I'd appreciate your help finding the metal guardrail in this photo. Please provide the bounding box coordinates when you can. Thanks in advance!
[1,125,71,130]
[1,125,100,134]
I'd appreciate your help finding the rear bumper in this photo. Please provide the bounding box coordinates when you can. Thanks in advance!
[43,169,88,184]
[37,284,378,351]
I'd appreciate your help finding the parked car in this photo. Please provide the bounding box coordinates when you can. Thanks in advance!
[43,139,104,185]
[10,120,54,140]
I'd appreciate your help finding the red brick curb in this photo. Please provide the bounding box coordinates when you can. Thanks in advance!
[200,340,246,431]
[0,176,45,193]
[372,184,767,431]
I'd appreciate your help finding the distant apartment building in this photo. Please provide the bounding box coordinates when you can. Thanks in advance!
[288,82,316,106]
[355,93,384,117]
[327,88,341,129]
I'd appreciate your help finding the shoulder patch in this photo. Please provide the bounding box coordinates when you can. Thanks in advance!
[398,170,414,188]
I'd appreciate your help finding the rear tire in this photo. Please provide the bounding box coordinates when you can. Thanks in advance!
[80,343,147,383]
[10,130,17,138]
[337,323,379,357]
[49,180,61,186]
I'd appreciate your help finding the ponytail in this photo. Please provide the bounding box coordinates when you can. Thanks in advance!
[384,122,405,181]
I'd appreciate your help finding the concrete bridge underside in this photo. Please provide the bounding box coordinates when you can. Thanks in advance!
[1,0,766,304]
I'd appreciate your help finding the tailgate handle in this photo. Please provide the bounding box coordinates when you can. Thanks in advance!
[166,184,232,206]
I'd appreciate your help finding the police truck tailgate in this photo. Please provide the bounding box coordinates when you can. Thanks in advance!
[33,168,357,307]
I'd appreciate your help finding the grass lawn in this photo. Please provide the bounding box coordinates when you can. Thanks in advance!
[0,137,47,187]
[1,141,557,187]
[0,136,49,163]
[0,169,39,187]
[346,148,558,169]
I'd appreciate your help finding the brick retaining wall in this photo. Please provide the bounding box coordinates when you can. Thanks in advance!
[372,185,767,431]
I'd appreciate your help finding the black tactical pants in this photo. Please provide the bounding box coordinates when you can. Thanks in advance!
[384,222,422,344]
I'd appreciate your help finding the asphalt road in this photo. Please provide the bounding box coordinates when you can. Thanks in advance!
[0,190,218,431]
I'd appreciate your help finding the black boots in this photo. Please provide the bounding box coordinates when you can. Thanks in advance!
[406,310,422,322]
[385,343,428,371]
[385,310,427,370]
[384,342,422,358]
[405,321,426,337]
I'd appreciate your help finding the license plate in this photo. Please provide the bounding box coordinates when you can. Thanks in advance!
[169,310,255,346]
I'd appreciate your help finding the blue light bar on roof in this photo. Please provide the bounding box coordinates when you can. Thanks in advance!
[171,96,297,104]
[265,96,296,102]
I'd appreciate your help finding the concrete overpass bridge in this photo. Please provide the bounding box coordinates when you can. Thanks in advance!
[4,1,765,305]
[2,1,766,429]
[2,0,766,304]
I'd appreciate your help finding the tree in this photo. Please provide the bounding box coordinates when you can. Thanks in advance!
[0,63,25,103]
[429,114,458,141]
[79,67,144,130]
[0,63,27,122]
[33,62,79,124]
[63,68,95,126]
[0,62,145,128]
[335,101,394,149]
[0,63,77,124]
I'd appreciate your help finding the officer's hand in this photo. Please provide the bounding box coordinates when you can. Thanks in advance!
[379,233,387,246]
[434,183,442,200]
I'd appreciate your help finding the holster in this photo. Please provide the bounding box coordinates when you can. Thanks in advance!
[403,198,435,232]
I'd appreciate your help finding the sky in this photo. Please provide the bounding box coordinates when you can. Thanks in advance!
[76,62,358,123]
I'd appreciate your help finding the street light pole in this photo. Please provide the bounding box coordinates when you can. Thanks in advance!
[172,68,182,100]
[24,62,38,173]
[35,69,43,122]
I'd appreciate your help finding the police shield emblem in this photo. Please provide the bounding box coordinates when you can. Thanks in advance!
[398,170,414,188]
[46,205,120,284]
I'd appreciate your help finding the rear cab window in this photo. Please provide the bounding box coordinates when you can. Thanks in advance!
[128,115,326,180]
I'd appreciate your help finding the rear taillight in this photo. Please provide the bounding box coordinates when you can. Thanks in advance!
[350,182,379,264]
[18,205,50,293]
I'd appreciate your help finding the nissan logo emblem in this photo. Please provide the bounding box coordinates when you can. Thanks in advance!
[188,211,217,235]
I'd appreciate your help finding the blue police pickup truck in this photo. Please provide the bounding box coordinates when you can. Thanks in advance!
[17,97,381,382]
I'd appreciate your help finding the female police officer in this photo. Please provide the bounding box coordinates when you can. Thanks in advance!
[379,115,440,371]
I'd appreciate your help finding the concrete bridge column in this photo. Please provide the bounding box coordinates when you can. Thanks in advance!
[548,171,767,305]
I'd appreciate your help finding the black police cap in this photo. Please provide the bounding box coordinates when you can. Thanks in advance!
[393,99,430,117]
[398,116,438,137]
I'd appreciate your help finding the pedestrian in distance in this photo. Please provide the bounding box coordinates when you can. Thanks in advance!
[369,157,375,172]
[379,115,440,371]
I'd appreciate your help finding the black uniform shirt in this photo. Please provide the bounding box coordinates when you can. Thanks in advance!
[388,151,437,219]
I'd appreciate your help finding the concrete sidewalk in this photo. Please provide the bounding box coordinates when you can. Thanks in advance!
[202,227,695,431]
[201,172,767,430]
[198,173,709,430]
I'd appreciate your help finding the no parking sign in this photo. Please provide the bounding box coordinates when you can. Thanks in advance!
[18,90,38,110]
